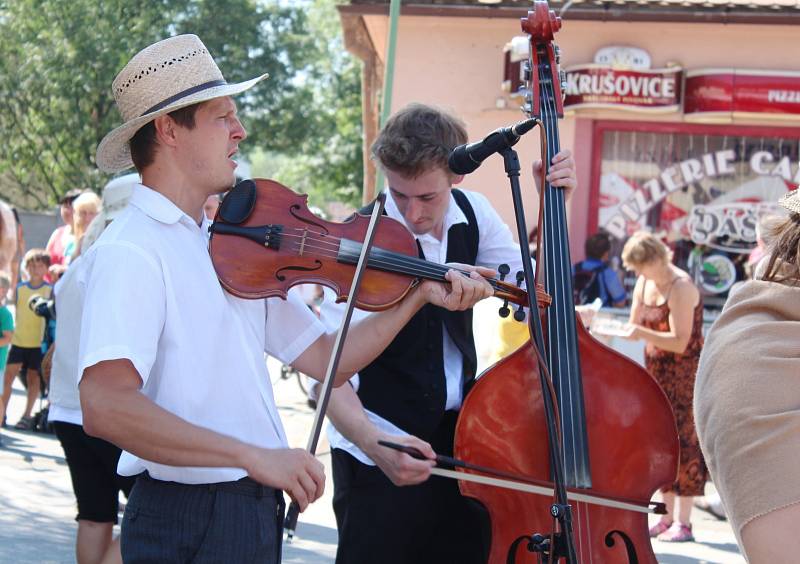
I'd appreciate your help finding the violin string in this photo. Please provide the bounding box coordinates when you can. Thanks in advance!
[270,228,509,291]
[274,231,452,279]
[275,226,478,279]
[275,238,510,297]
[277,234,467,282]
[276,228,452,277]
[280,229,475,281]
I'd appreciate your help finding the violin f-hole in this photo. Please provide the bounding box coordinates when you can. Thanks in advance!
[275,260,323,281]
[289,204,329,235]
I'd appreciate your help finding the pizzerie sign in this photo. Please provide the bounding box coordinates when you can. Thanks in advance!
[603,149,800,239]
[563,66,682,111]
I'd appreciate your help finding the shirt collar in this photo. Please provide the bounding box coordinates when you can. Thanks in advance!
[382,188,467,243]
[129,184,190,226]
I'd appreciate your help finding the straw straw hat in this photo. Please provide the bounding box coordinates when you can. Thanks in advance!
[779,190,800,215]
[96,34,267,173]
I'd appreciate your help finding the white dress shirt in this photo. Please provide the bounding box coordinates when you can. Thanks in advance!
[78,184,325,484]
[48,257,87,426]
[320,187,529,465]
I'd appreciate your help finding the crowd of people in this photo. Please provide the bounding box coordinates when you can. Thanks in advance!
[0,30,797,564]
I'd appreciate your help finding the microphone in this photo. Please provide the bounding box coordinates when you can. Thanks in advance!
[448,118,539,175]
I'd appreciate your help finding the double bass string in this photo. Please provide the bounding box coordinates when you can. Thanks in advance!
[547,66,594,564]
[537,52,595,561]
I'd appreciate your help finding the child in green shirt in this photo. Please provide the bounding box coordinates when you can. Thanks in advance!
[0,272,14,442]
[0,272,13,373]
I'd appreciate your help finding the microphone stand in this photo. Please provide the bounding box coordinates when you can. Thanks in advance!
[500,145,577,563]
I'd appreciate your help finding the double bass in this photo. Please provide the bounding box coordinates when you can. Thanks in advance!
[453,4,679,562]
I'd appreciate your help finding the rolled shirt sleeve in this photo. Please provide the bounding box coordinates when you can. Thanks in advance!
[264,288,326,366]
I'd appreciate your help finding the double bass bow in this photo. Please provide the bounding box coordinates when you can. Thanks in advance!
[451,3,680,562]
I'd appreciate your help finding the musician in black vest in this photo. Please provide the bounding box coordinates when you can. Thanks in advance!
[319,103,576,564]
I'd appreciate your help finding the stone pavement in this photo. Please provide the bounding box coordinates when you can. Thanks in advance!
[0,351,744,563]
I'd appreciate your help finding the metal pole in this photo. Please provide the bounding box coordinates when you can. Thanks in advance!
[370,0,401,201]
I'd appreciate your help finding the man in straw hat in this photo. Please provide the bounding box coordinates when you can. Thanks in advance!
[78,34,493,562]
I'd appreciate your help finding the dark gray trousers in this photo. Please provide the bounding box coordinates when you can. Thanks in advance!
[121,472,285,563]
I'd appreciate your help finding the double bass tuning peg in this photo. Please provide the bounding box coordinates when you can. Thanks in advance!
[497,263,511,318]
[513,271,526,322]
[498,263,510,281]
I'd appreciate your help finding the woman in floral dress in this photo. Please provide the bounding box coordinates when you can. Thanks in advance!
[621,231,707,543]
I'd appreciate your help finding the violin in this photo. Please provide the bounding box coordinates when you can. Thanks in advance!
[208,177,550,310]
[453,4,680,562]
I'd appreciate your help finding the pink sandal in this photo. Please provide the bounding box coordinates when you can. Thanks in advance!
[658,522,694,543]
[648,520,672,538]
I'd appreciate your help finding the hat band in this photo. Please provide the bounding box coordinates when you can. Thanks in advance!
[141,79,228,117]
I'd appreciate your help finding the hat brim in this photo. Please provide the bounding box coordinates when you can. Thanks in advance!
[96,73,268,173]
[779,190,800,215]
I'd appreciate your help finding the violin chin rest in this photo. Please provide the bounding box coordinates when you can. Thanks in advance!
[219,179,256,224]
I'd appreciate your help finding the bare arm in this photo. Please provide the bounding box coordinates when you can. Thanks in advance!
[630,279,699,354]
[627,276,644,325]
[325,382,435,486]
[0,329,11,347]
[80,359,324,511]
[292,266,494,385]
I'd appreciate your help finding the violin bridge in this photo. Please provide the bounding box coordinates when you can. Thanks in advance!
[298,228,308,256]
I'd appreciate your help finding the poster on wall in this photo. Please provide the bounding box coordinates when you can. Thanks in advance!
[596,129,797,304]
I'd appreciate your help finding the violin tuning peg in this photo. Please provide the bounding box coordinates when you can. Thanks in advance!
[515,271,525,287]
[499,300,510,318]
[498,263,510,281]
[514,306,526,322]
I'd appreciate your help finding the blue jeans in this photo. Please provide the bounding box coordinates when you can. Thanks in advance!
[121,472,285,563]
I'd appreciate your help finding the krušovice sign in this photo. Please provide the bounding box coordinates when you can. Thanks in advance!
[685,69,800,120]
[563,65,682,112]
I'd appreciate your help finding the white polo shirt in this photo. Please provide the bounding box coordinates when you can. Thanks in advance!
[78,184,325,484]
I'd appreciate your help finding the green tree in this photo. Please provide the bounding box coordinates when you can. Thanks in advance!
[0,0,349,209]
[250,0,363,211]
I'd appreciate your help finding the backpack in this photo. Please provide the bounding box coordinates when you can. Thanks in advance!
[572,261,607,305]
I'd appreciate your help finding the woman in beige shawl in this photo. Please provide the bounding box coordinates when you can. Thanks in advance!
[695,191,800,562]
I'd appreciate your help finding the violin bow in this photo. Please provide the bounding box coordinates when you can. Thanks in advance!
[378,441,666,516]
[284,193,388,541]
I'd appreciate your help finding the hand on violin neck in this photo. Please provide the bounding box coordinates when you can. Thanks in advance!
[362,433,435,487]
[419,263,494,311]
[533,149,577,200]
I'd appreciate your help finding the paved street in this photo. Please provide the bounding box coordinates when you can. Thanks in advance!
[0,310,744,563]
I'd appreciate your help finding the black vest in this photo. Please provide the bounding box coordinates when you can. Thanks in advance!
[357,190,479,440]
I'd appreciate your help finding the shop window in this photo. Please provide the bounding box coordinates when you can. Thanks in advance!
[592,123,799,307]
